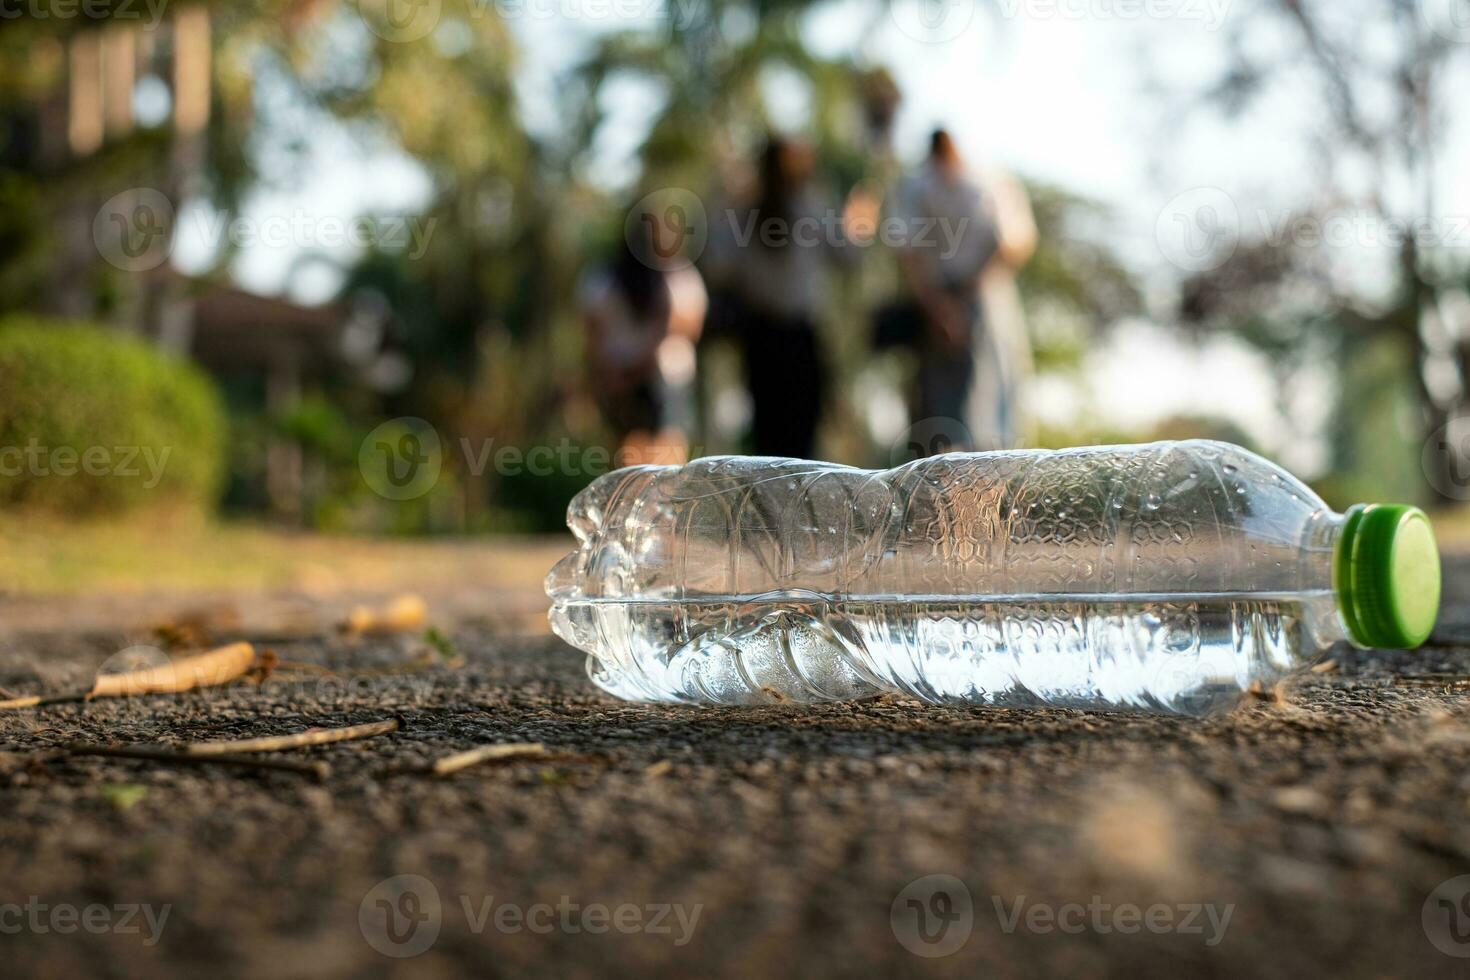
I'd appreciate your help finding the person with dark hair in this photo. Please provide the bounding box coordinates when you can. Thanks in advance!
[893,127,1036,449]
[704,135,877,459]
[579,217,706,465]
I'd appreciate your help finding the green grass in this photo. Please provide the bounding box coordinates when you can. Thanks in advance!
[0,514,568,596]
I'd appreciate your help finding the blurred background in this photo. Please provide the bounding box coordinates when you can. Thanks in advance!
[3,0,1470,602]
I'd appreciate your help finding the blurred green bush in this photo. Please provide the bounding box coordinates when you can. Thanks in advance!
[0,317,226,514]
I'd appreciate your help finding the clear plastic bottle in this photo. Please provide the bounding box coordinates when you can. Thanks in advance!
[546,441,1441,715]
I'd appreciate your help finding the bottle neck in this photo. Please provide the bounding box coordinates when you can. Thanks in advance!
[1302,510,1345,571]
[1302,510,1351,647]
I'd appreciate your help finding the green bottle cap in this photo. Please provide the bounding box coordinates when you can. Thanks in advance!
[1334,504,1441,649]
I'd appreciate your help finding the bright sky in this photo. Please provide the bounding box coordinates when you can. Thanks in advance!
[178,0,1470,472]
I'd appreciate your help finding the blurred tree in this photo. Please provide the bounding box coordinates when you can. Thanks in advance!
[0,1,551,527]
[1019,180,1142,375]
[282,0,559,527]
[0,0,1147,527]
[1166,0,1470,503]
[566,2,889,188]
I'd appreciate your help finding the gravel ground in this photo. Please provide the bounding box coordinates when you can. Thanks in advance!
[4,564,1470,979]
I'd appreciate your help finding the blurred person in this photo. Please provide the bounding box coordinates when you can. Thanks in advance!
[579,220,707,466]
[892,128,1036,450]
[705,135,878,459]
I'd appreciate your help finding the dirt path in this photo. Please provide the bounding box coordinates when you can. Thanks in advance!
[4,566,1470,978]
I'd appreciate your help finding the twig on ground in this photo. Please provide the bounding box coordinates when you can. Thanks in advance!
[0,693,86,710]
[0,643,257,711]
[91,642,257,698]
[64,743,329,780]
[183,719,399,756]
[431,742,547,776]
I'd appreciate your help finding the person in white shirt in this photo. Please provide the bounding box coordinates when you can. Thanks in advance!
[892,129,1036,449]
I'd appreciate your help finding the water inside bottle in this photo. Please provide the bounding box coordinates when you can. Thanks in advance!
[550,590,1340,715]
